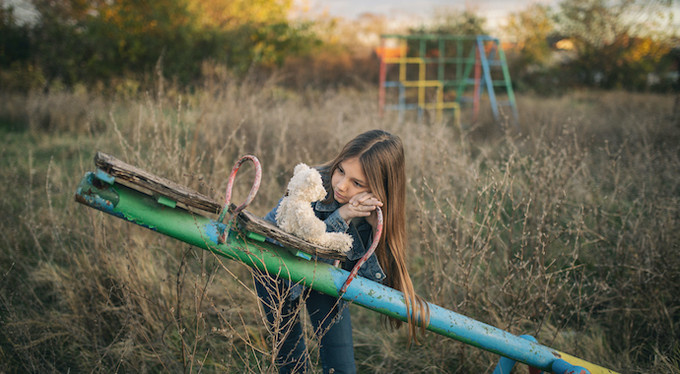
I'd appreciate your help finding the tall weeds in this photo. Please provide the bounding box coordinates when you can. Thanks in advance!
[0,81,677,373]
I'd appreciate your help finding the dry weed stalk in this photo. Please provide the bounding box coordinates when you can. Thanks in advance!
[0,83,677,373]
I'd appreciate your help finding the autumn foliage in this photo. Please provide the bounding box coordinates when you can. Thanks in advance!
[1,0,316,89]
[0,0,677,93]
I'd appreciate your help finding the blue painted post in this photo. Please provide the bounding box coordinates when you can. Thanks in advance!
[477,36,499,121]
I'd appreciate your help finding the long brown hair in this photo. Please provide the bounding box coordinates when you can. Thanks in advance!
[322,129,429,342]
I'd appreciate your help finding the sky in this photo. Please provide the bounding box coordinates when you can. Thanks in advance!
[301,0,680,33]
[7,0,555,28]
[302,0,560,30]
[6,0,553,29]
[7,0,680,32]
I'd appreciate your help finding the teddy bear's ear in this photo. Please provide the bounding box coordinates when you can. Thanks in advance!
[294,163,309,175]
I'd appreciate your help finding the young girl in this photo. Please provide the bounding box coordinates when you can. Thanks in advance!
[254,129,429,373]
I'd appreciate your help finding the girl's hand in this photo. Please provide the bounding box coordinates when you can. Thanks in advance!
[338,192,383,224]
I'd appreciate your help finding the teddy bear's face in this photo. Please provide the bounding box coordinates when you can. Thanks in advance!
[287,164,327,202]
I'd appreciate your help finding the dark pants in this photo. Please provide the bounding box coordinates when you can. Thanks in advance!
[254,272,356,374]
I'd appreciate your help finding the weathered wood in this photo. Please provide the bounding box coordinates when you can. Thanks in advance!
[93,151,346,261]
[236,209,345,260]
[95,151,222,214]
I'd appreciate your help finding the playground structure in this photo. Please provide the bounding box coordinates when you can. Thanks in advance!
[74,153,618,374]
[377,34,519,126]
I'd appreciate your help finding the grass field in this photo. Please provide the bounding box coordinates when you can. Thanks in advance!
[1,78,678,373]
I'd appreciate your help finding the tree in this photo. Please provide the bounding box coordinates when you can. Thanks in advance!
[28,0,198,84]
[500,4,558,93]
[18,0,318,87]
[414,8,489,36]
[1,4,31,67]
[555,0,674,89]
[186,0,291,30]
[503,4,555,67]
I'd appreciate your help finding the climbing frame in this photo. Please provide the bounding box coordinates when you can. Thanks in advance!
[378,34,518,125]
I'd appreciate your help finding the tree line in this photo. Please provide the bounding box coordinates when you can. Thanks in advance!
[0,0,318,90]
[1,0,678,93]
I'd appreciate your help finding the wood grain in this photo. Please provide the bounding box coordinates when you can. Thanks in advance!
[94,152,346,261]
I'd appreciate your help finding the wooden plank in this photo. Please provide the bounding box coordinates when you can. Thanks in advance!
[94,152,222,214]
[93,151,346,261]
[236,209,345,260]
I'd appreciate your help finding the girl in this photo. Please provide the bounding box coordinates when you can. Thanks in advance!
[255,129,429,373]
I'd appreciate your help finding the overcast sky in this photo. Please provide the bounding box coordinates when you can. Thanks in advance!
[302,0,680,32]
[6,0,552,28]
[6,0,679,31]
[303,0,560,30]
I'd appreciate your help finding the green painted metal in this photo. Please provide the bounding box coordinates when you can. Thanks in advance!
[246,231,267,242]
[497,46,519,121]
[156,195,177,208]
[76,173,341,298]
[456,47,477,99]
[74,171,618,374]
[382,34,478,41]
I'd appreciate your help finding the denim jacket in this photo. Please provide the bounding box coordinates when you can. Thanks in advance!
[263,197,387,285]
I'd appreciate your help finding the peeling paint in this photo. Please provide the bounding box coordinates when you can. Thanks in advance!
[202,221,226,244]
[73,171,617,374]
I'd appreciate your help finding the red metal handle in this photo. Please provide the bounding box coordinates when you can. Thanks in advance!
[217,155,262,243]
[339,207,383,296]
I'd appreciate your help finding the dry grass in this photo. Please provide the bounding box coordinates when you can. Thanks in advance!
[0,79,678,373]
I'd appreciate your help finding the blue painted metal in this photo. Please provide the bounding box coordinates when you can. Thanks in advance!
[74,172,615,374]
[495,355,521,374]
[552,359,589,374]
[477,36,499,121]
[494,335,545,374]
[95,168,115,185]
[475,35,519,124]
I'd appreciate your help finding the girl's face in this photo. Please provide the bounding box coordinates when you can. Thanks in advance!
[331,157,370,204]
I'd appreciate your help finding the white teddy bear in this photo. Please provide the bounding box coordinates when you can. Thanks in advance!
[275,163,353,254]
